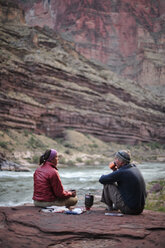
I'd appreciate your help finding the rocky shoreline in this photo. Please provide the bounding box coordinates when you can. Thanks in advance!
[0,205,165,248]
[0,157,31,172]
[1,129,165,172]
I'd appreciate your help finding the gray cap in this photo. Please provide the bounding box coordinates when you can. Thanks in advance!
[115,150,131,162]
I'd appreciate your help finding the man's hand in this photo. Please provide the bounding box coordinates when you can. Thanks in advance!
[109,162,117,171]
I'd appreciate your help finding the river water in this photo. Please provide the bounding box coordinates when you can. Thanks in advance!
[0,162,164,207]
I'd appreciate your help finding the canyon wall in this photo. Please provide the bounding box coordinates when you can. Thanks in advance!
[16,0,165,90]
[0,0,165,144]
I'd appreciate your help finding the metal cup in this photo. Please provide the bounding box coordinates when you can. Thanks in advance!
[85,194,94,210]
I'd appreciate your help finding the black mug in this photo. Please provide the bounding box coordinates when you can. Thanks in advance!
[85,194,94,210]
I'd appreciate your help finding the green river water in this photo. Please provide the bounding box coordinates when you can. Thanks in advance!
[0,162,164,207]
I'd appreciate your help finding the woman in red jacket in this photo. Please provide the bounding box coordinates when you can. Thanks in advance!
[33,149,78,208]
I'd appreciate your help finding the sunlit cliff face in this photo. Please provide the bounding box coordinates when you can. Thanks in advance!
[16,0,165,87]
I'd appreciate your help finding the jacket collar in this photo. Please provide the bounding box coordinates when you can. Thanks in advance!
[120,163,135,170]
[43,161,58,170]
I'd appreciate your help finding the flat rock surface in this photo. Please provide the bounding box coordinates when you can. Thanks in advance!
[0,205,165,248]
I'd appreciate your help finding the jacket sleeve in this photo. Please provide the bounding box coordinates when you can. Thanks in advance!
[49,170,72,198]
[99,170,120,185]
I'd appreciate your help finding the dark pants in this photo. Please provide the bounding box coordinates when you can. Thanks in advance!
[101,184,143,215]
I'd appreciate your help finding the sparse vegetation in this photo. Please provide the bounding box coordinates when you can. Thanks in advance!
[59,156,66,164]
[76,157,83,163]
[32,154,39,164]
[67,160,75,166]
[0,129,165,169]
[24,129,31,137]
[89,143,98,148]
[145,179,165,212]
[63,143,75,149]
[65,149,72,155]
[0,141,8,149]
[146,142,165,150]
[85,159,94,165]
[26,136,46,149]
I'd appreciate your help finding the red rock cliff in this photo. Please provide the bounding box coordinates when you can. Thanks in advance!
[16,0,165,90]
[0,0,165,144]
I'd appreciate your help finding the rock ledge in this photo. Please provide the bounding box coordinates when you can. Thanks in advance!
[0,205,165,247]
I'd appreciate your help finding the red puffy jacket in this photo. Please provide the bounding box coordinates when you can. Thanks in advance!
[33,161,72,202]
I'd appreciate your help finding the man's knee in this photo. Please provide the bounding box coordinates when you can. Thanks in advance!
[104,183,118,193]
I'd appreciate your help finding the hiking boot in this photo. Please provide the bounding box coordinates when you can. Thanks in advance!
[105,205,113,211]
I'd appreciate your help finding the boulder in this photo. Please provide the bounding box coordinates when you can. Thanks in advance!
[0,159,31,172]
[149,183,163,193]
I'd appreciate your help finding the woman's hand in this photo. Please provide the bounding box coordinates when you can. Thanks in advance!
[72,191,76,197]
[69,190,76,197]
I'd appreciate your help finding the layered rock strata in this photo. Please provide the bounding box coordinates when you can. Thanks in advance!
[0,0,165,144]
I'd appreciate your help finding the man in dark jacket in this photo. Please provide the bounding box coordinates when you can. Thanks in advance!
[99,150,147,214]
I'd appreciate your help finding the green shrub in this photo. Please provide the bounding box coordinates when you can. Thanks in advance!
[24,129,31,137]
[145,179,165,212]
[147,142,162,149]
[67,160,75,166]
[65,149,72,155]
[0,141,8,148]
[85,159,93,165]
[158,206,165,212]
[59,157,66,164]
[32,155,39,164]
[0,132,4,137]
[76,157,83,162]
[64,143,75,149]
[26,136,45,149]
[89,143,98,148]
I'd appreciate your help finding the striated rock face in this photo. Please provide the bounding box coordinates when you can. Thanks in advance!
[16,0,165,89]
[0,0,165,144]
[0,0,25,24]
[0,206,165,248]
